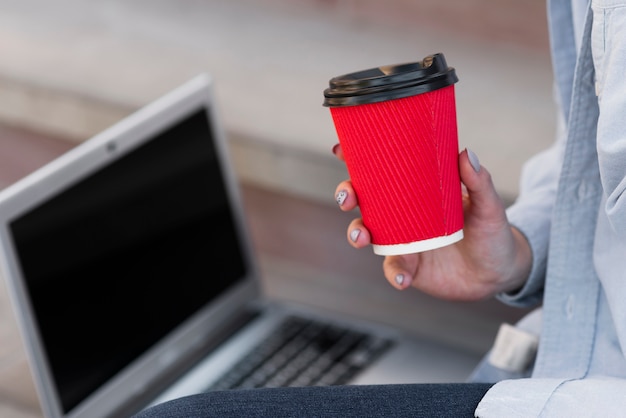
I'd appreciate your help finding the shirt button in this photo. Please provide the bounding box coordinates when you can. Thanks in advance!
[566,294,575,320]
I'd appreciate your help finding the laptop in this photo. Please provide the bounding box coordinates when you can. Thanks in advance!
[0,74,479,417]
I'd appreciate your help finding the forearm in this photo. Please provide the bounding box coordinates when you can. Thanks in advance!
[498,226,532,295]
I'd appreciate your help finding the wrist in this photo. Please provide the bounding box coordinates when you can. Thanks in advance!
[501,226,533,294]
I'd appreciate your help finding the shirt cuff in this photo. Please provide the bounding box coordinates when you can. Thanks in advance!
[475,377,626,417]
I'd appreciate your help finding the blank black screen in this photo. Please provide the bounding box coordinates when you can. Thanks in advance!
[9,109,247,412]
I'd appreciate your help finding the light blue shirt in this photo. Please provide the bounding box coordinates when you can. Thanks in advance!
[475,0,626,415]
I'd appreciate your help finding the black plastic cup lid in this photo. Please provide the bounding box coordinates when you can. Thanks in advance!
[323,53,458,107]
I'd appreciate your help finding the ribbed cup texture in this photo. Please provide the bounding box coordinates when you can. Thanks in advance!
[330,85,463,246]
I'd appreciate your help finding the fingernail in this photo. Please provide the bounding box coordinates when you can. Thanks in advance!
[336,190,348,206]
[467,148,481,173]
[395,274,405,287]
[332,144,340,155]
[350,229,361,243]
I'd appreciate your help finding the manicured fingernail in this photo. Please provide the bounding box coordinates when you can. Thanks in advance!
[395,274,405,287]
[336,190,348,206]
[332,144,340,155]
[467,148,480,173]
[350,229,361,243]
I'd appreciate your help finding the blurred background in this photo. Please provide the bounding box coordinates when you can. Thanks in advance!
[0,1,553,416]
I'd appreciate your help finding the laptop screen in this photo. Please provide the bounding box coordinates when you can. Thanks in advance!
[8,108,247,413]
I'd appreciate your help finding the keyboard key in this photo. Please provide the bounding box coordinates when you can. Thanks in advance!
[207,316,392,391]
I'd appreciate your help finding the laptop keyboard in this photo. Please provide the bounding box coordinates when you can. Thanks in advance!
[207,316,393,391]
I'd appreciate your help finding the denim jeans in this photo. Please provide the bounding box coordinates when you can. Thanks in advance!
[134,383,493,417]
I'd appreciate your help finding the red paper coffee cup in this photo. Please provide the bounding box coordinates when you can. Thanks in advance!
[323,53,463,256]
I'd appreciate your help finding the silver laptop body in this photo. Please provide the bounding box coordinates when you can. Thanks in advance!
[0,74,479,418]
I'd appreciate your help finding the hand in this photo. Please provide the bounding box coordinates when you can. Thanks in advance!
[333,144,532,301]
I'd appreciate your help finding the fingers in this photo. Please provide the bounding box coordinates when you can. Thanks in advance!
[347,220,415,292]
[336,180,370,247]
[333,146,369,248]
[383,256,416,290]
[332,143,345,161]
[333,144,356,211]
[334,180,358,211]
[347,218,370,248]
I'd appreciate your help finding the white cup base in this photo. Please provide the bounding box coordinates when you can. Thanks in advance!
[372,229,464,256]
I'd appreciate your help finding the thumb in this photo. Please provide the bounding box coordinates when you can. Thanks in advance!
[459,148,506,222]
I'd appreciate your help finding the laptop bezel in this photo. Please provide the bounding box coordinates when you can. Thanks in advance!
[0,74,261,417]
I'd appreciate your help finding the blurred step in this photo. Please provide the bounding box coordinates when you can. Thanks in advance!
[0,0,555,203]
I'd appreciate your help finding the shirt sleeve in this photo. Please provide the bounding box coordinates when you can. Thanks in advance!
[590,0,626,364]
[495,109,567,308]
[475,377,626,417]
[594,4,626,236]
